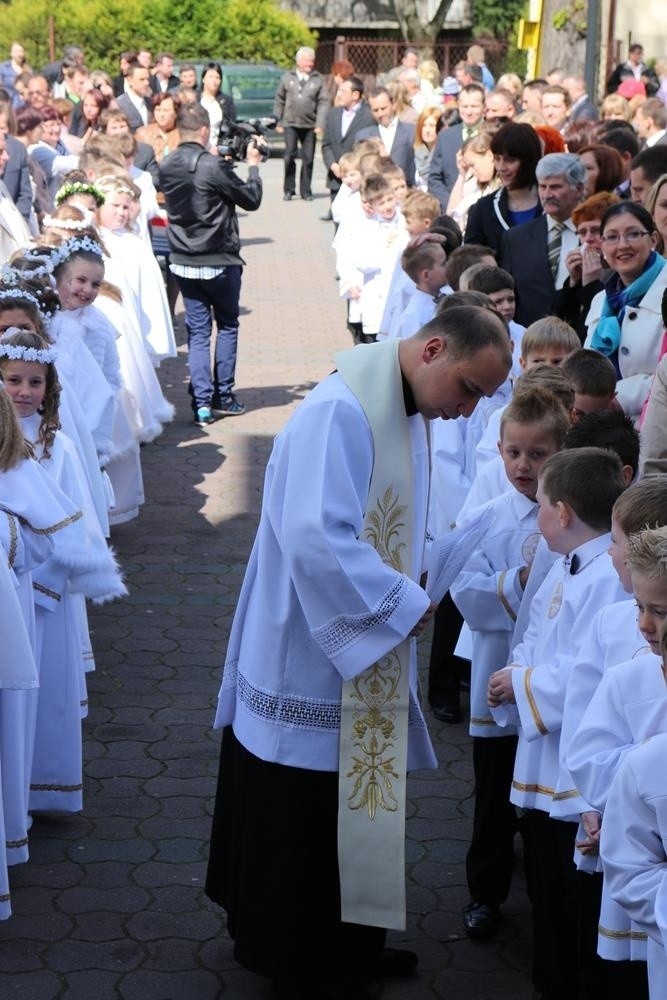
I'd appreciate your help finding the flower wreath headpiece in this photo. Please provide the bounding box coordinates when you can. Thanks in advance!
[0,328,57,364]
[54,235,105,265]
[54,181,105,207]
[42,209,96,232]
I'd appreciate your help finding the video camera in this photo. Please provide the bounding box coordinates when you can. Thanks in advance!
[218,117,277,162]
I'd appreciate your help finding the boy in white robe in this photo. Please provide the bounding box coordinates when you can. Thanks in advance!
[351,174,408,342]
[568,526,667,994]
[393,239,448,341]
[205,310,512,999]
[601,719,667,999]
[488,447,627,998]
[450,388,568,939]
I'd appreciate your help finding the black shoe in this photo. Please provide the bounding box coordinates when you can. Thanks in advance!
[432,704,461,724]
[302,194,314,201]
[319,213,333,222]
[212,395,245,416]
[283,193,294,201]
[379,947,417,978]
[322,983,382,1000]
[462,901,501,940]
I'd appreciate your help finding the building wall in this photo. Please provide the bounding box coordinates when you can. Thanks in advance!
[610,0,667,65]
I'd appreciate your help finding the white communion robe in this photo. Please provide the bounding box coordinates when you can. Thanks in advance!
[100,227,177,364]
[214,370,436,775]
[20,416,126,812]
[0,540,38,920]
[601,734,667,997]
[451,487,540,738]
[492,535,626,816]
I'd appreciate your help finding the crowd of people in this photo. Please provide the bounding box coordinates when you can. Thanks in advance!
[2,31,667,1000]
[215,36,667,1000]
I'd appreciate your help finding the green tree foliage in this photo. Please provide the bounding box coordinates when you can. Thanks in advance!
[0,0,314,73]
[472,0,526,38]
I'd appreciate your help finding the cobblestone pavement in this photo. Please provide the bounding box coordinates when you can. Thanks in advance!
[1,158,532,999]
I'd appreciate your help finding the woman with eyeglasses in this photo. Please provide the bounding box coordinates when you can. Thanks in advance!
[553,191,619,341]
[584,201,667,419]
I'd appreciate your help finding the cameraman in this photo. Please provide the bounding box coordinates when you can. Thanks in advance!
[159,102,264,425]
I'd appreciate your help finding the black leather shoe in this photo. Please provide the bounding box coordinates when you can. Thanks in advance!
[302,194,314,201]
[462,901,500,940]
[283,193,294,201]
[322,981,383,1000]
[432,704,461,724]
[379,947,418,977]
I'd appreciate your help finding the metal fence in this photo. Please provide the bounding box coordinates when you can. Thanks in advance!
[315,36,507,81]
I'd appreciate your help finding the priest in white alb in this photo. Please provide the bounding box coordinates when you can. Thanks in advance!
[205,306,512,1000]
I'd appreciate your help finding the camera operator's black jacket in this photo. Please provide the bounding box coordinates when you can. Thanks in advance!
[158,142,262,267]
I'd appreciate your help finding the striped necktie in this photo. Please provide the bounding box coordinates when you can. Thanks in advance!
[548,221,564,281]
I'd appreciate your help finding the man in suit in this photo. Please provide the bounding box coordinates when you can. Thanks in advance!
[150,53,179,95]
[3,134,31,223]
[115,63,153,133]
[321,75,374,201]
[427,83,485,210]
[563,75,598,122]
[633,99,667,149]
[541,85,572,133]
[356,86,416,187]
[629,147,667,205]
[0,133,30,261]
[501,153,585,327]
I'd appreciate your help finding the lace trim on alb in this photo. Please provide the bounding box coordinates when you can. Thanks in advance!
[311,576,409,659]
[238,671,341,730]
[224,661,427,733]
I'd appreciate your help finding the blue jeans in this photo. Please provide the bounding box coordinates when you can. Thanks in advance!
[175,267,242,411]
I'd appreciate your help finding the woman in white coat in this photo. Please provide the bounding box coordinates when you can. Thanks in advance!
[584,202,667,421]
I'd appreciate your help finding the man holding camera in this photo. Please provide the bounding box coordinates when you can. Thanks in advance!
[159,102,264,425]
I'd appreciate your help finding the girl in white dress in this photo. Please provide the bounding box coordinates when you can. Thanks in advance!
[0,329,125,813]
[96,174,176,364]
[0,268,114,533]
[40,237,144,525]
[41,205,175,442]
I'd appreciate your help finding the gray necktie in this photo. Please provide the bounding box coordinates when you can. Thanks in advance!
[548,222,564,281]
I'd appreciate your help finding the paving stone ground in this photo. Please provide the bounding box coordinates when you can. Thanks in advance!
[1,157,533,999]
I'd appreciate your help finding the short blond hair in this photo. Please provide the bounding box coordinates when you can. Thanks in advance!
[626,525,667,581]
[402,189,440,221]
[521,317,580,361]
[338,151,360,173]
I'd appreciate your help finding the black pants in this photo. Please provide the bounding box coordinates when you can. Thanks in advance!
[467,735,518,906]
[206,728,386,990]
[427,591,467,710]
[283,126,316,198]
[518,810,648,999]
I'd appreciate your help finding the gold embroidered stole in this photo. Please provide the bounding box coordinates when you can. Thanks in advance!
[335,339,416,931]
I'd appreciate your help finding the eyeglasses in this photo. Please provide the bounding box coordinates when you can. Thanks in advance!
[600,230,650,246]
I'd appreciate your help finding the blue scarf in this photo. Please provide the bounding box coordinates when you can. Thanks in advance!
[590,251,666,356]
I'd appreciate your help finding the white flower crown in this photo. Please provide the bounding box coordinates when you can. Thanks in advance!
[54,235,104,265]
[0,341,57,364]
[0,287,41,309]
[0,285,54,322]
[42,210,95,232]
